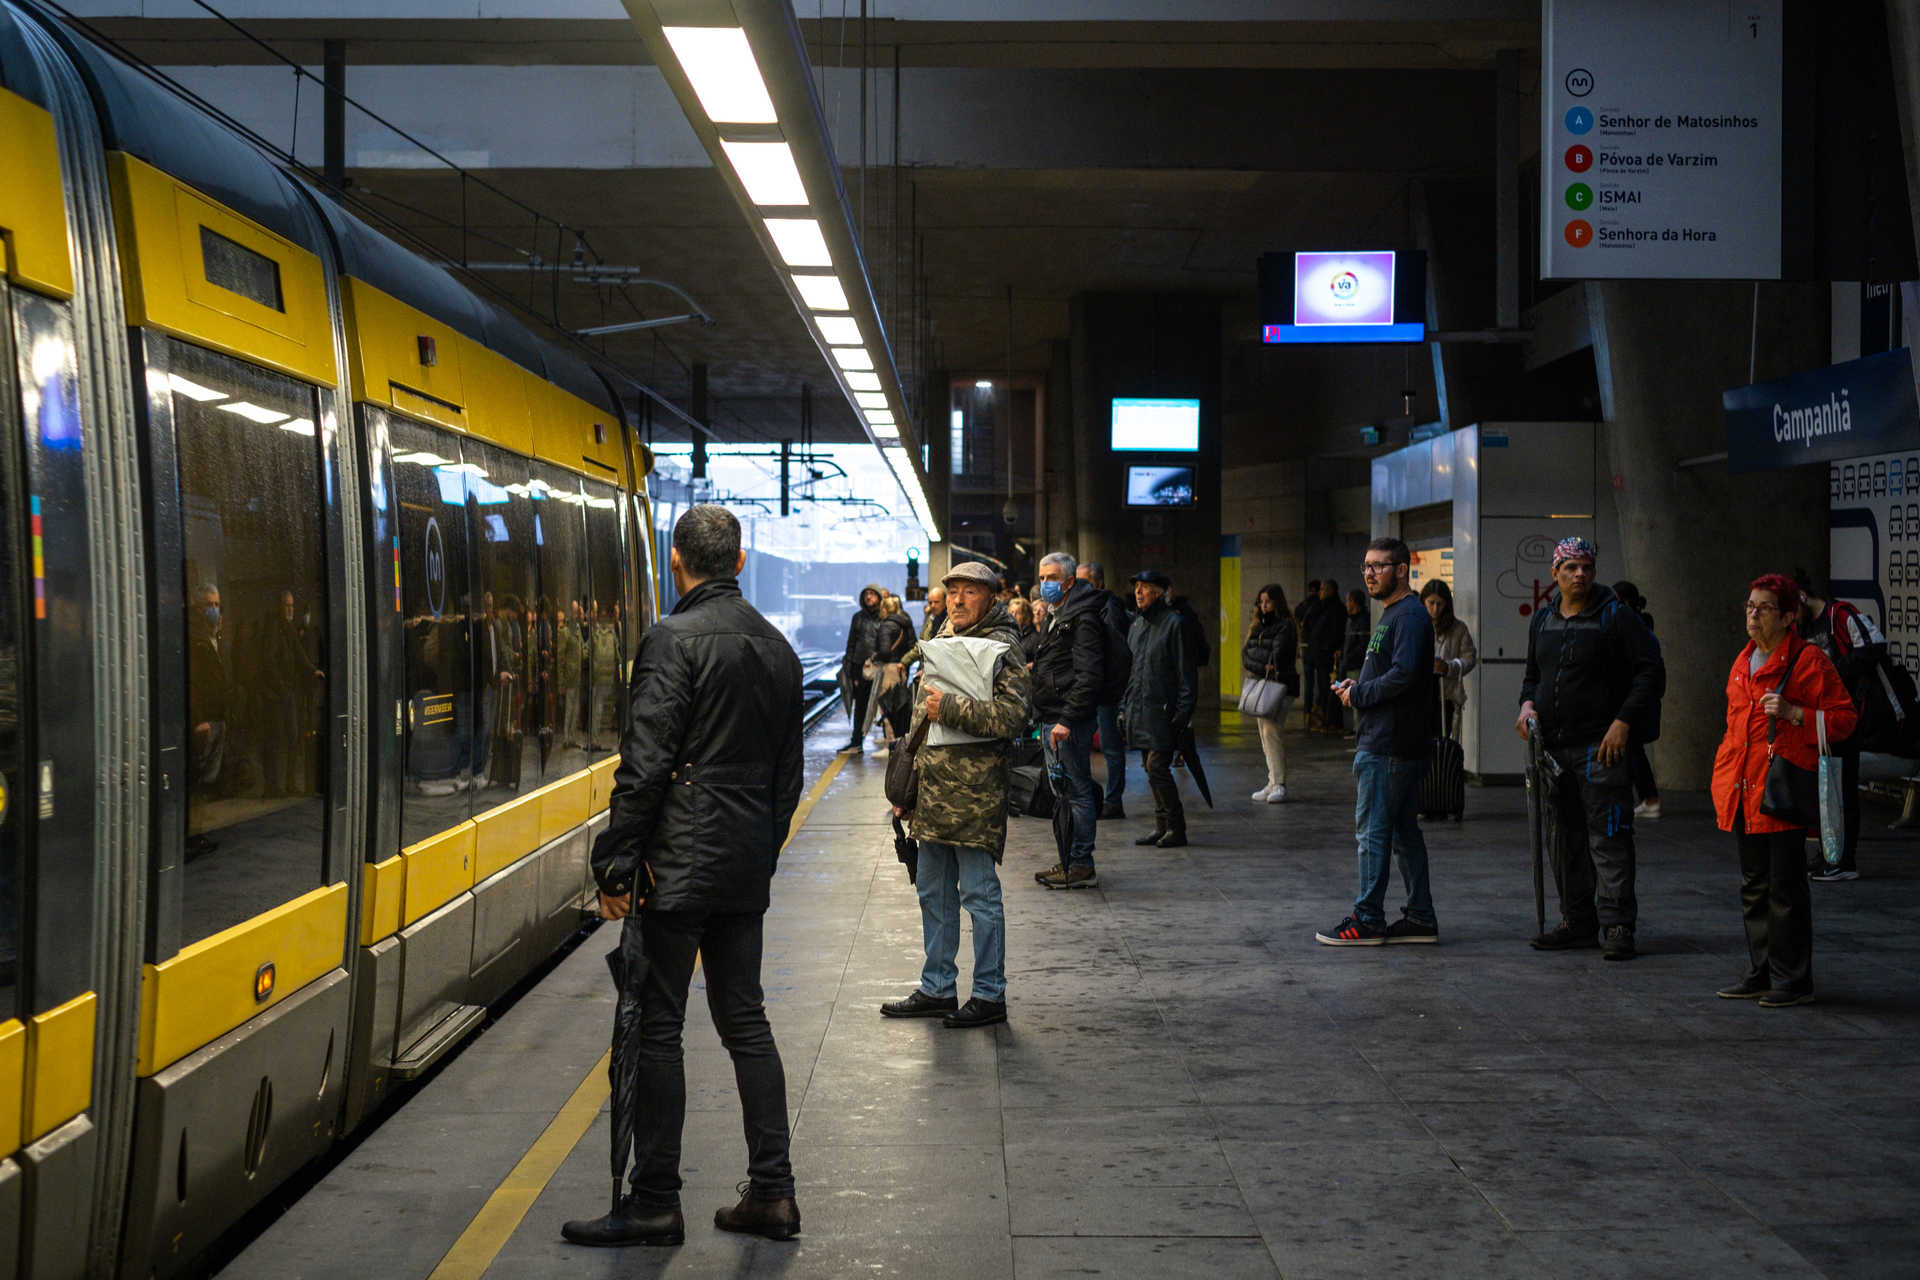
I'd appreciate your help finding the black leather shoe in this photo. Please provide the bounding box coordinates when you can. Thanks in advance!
[880,989,957,1018]
[1155,829,1188,848]
[562,1197,685,1247]
[1716,975,1768,999]
[943,997,1007,1029]
[1758,987,1815,1008]
[1530,920,1599,951]
[1601,925,1637,962]
[1101,801,1125,820]
[1134,827,1168,846]
[715,1188,801,1241]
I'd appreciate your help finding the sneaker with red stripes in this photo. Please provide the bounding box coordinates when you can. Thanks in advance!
[1314,915,1386,946]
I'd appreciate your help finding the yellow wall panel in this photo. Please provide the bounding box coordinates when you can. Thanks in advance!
[539,770,593,846]
[532,380,622,481]
[0,91,73,297]
[401,822,476,928]
[108,153,334,386]
[591,755,621,814]
[137,884,347,1077]
[0,1019,24,1154]
[460,337,534,456]
[341,277,467,430]
[360,854,406,946]
[472,789,544,882]
[25,993,96,1140]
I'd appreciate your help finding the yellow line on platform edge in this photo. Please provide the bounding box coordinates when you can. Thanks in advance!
[425,750,849,1279]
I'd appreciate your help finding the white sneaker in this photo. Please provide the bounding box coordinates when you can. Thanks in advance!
[1634,800,1661,820]
[1251,785,1272,802]
[1266,784,1289,804]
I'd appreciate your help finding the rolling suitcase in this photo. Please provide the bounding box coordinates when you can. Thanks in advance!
[1420,696,1466,820]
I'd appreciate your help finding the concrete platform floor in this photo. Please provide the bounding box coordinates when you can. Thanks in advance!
[219,711,1920,1279]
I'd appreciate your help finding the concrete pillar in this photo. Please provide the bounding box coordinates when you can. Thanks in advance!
[1883,0,1920,271]
[1587,280,1828,790]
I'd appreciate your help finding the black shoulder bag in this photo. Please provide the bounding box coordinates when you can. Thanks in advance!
[1759,641,1820,828]
[884,712,930,813]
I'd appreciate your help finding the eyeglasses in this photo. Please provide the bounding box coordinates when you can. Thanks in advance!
[1743,602,1780,616]
[1361,561,1396,575]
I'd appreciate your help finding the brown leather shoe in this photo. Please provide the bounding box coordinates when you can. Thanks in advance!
[715,1187,801,1241]
[562,1197,685,1247]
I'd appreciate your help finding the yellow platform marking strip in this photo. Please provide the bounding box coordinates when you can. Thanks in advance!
[427,749,848,1279]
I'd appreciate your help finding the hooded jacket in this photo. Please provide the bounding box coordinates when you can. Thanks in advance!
[905,601,1031,859]
[1518,582,1664,750]
[590,578,805,913]
[1030,581,1107,725]
[842,584,885,682]
[1121,598,1197,752]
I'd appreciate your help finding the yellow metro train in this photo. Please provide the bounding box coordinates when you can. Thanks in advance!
[0,3,658,1274]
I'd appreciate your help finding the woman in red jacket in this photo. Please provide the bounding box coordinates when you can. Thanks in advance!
[1711,573,1856,1007]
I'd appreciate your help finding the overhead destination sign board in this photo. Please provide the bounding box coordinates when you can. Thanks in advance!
[1542,0,1783,280]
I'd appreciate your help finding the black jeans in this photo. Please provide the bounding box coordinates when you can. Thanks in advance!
[1735,815,1813,992]
[1142,749,1184,830]
[1545,743,1637,930]
[630,910,794,1204]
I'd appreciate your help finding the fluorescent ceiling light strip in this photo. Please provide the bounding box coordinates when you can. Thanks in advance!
[218,400,288,425]
[831,346,873,371]
[855,391,889,410]
[662,27,777,124]
[844,370,881,391]
[865,409,895,426]
[167,373,225,402]
[765,218,833,269]
[815,315,862,345]
[793,274,849,311]
[278,417,316,436]
[869,421,900,438]
[720,140,807,206]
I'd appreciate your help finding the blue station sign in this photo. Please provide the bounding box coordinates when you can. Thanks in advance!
[1723,347,1920,474]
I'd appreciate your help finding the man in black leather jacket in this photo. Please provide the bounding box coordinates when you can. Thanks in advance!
[575,505,806,1248]
[840,584,885,751]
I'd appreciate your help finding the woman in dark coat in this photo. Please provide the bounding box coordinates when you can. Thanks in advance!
[1241,584,1298,803]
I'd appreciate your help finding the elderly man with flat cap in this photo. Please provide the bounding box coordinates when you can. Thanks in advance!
[881,560,1031,1029]
[1517,537,1665,960]
[1120,569,1197,848]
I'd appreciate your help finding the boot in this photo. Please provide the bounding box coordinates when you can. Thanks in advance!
[715,1187,801,1241]
[1155,824,1188,849]
[1135,819,1169,846]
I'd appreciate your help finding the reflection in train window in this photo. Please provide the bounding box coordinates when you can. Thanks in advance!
[532,465,592,781]
[168,341,328,944]
[464,439,540,806]
[0,315,24,1021]
[583,479,628,750]
[389,413,475,846]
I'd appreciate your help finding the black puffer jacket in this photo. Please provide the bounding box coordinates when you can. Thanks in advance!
[1519,583,1664,750]
[1031,582,1107,725]
[1241,613,1299,695]
[591,578,805,913]
[842,586,884,682]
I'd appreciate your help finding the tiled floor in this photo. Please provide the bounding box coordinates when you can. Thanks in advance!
[222,712,1920,1278]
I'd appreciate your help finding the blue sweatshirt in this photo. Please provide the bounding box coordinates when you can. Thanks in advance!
[1349,593,1437,760]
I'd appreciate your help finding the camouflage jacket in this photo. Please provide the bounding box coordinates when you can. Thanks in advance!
[904,602,1030,860]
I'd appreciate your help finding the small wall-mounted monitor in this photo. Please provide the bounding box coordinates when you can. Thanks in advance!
[1111,397,1200,452]
[1126,465,1195,507]
[1257,249,1427,344]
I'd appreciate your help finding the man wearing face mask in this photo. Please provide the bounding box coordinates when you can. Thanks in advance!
[1517,538,1665,961]
[1029,552,1107,890]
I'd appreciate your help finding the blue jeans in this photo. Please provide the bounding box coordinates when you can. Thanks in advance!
[1352,749,1436,929]
[915,841,1006,1002]
[1097,703,1125,805]
[1041,717,1099,867]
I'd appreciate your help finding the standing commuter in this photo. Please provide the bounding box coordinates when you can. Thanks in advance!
[568,505,805,1247]
[1121,570,1197,849]
[1242,584,1299,803]
[1315,539,1440,946]
[260,589,323,796]
[1797,578,1886,881]
[919,584,948,641]
[1308,579,1347,732]
[1297,581,1327,729]
[881,561,1031,1028]
[1420,580,1478,742]
[1077,561,1133,820]
[1611,581,1665,821]
[1711,574,1855,1006]
[840,585,885,753]
[1032,552,1108,890]
[1334,588,1370,736]
[1516,538,1664,961]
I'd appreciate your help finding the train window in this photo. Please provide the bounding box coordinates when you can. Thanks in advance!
[199,226,284,313]
[389,414,474,845]
[168,341,327,943]
[0,305,23,1023]
[582,479,628,750]
[464,439,541,806]
[532,465,592,781]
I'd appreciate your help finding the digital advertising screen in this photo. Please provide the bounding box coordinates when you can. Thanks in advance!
[1125,465,1196,507]
[1110,397,1200,452]
[1257,249,1426,344]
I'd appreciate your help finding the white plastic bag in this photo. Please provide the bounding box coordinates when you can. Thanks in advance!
[1817,710,1845,867]
[917,635,1009,747]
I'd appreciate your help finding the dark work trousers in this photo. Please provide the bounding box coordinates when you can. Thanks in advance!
[1545,743,1638,931]
[1735,814,1813,993]
[1142,749,1184,832]
[1627,742,1657,803]
[847,679,872,744]
[1301,660,1327,724]
[630,909,795,1205]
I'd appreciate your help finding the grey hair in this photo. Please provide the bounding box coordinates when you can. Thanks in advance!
[1080,559,1104,586]
[1039,551,1077,581]
[193,583,220,605]
[673,504,742,581]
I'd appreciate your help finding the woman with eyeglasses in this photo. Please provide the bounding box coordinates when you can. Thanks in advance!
[1710,573,1856,1008]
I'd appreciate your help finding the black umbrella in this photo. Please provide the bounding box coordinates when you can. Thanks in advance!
[1174,724,1214,809]
[1523,722,1547,938]
[1048,758,1075,867]
[891,814,919,884]
[603,915,649,1217]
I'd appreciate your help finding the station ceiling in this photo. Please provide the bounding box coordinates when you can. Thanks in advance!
[89,4,1535,446]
